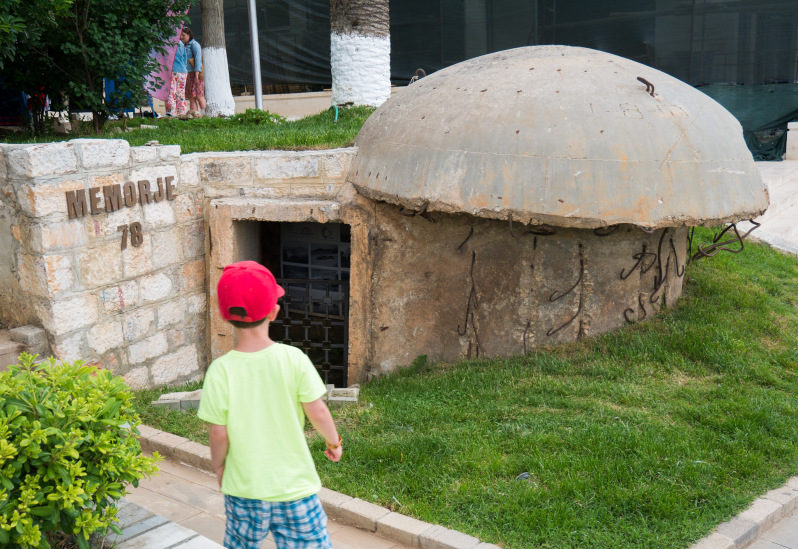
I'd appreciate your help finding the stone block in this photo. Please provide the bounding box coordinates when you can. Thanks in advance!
[123,307,155,341]
[148,430,189,459]
[94,206,139,238]
[46,294,98,335]
[181,259,205,292]
[337,498,391,532]
[140,272,173,303]
[121,235,153,278]
[130,146,158,164]
[321,150,355,179]
[87,320,124,355]
[254,152,320,181]
[159,145,181,160]
[15,178,85,219]
[419,526,481,549]
[6,142,78,178]
[182,221,206,259]
[174,193,203,223]
[713,518,758,548]
[129,164,178,190]
[158,389,202,402]
[123,366,150,389]
[50,332,85,362]
[173,439,212,471]
[101,280,139,313]
[32,220,88,252]
[179,156,201,188]
[180,399,200,410]
[763,486,798,515]
[737,497,782,530]
[377,512,432,547]
[318,487,354,516]
[151,228,184,268]
[128,332,168,364]
[158,299,185,328]
[186,293,206,315]
[151,345,200,385]
[89,173,124,194]
[9,325,47,348]
[73,139,129,169]
[143,200,176,228]
[151,398,180,410]
[687,533,734,549]
[328,396,359,408]
[78,241,123,288]
[330,387,359,399]
[18,252,75,297]
[200,157,252,185]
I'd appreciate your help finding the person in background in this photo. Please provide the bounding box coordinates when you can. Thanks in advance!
[183,27,206,118]
[166,29,189,117]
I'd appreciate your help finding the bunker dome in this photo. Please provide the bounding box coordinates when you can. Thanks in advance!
[347,45,768,369]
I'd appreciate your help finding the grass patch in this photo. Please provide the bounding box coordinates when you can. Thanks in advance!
[133,229,798,548]
[1,106,373,153]
[131,379,207,444]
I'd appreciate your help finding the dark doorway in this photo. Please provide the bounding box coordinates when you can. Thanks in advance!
[244,221,350,387]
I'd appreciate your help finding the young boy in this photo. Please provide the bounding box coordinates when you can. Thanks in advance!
[197,260,343,549]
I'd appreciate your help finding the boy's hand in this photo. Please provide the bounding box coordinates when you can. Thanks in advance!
[324,446,342,462]
[215,465,225,488]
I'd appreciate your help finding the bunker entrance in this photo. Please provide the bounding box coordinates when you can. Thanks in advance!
[236,221,350,387]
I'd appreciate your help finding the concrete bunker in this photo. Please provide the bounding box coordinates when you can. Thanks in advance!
[344,45,769,371]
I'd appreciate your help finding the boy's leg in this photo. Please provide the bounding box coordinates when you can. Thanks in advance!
[223,495,272,549]
[270,494,332,549]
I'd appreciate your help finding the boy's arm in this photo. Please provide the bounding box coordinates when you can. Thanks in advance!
[208,423,229,487]
[302,398,342,462]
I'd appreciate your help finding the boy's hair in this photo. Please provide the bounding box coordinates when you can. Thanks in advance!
[217,261,284,324]
[229,318,267,329]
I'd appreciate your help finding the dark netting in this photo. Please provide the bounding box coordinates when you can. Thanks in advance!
[699,84,798,161]
[178,1,798,158]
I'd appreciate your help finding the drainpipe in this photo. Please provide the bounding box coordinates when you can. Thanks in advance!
[247,0,263,110]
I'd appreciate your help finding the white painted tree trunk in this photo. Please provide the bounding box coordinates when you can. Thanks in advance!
[204,47,236,116]
[330,0,391,107]
[330,33,391,106]
[202,0,236,117]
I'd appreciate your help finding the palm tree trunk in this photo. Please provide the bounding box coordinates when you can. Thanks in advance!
[330,0,391,107]
[201,0,236,116]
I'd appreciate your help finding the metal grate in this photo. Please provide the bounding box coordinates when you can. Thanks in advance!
[271,278,348,387]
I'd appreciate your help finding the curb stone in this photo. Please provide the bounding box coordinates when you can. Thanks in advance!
[137,425,501,549]
[140,424,796,549]
[688,481,798,549]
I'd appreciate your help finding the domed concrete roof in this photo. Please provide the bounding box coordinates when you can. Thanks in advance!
[349,46,769,229]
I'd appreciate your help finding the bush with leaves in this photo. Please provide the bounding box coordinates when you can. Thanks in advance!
[0,354,159,548]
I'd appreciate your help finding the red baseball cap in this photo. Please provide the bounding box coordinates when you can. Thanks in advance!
[217,261,285,322]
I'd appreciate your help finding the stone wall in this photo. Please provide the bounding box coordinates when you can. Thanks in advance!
[0,139,356,388]
[0,139,205,387]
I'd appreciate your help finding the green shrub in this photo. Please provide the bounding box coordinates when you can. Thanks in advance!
[0,354,159,548]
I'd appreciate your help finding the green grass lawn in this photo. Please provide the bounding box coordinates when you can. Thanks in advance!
[1,107,373,153]
[134,229,798,549]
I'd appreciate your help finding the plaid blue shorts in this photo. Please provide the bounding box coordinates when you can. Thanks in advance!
[223,493,332,549]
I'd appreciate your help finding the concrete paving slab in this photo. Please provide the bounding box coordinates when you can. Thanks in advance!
[758,512,798,548]
[116,522,198,548]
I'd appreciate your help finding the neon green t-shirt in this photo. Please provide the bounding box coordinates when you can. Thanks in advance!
[197,343,328,501]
